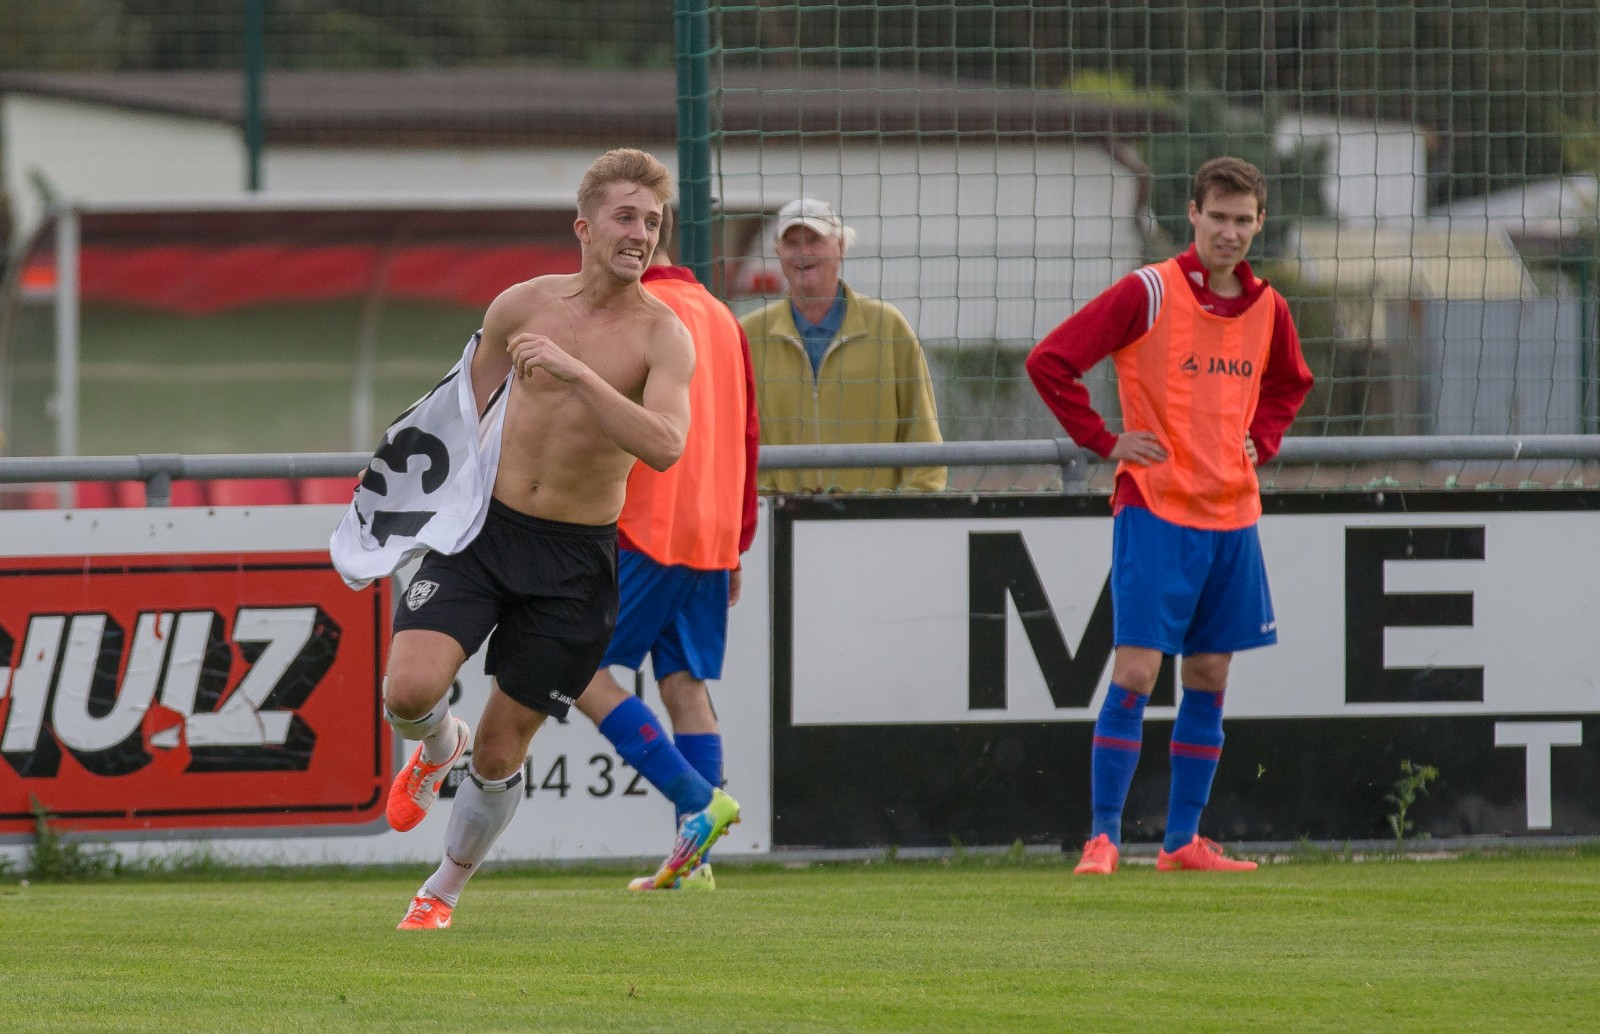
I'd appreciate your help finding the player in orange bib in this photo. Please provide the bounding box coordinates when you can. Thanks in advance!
[573,203,760,893]
[1026,156,1314,874]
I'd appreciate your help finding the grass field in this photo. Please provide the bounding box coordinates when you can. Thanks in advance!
[2,850,1597,1033]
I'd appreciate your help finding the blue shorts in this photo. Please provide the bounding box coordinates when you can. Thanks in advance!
[600,548,731,681]
[1110,505,1278,656]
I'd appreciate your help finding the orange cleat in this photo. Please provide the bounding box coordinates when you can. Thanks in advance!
[396,893,454,930]
[386,716,469,832]
[1156,835,1258,872]
[1073,833,1120,875]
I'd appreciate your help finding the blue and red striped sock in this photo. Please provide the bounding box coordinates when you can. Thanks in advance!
[597,696,713,815]
[1089,683,1148,846]
[1165,687,1225,852]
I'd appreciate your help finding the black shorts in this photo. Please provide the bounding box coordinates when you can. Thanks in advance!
[393,499,618,719]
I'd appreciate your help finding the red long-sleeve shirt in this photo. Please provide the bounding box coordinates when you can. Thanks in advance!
[1025,245,1314,511]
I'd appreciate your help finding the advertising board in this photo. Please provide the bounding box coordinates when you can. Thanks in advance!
[769,493,1599,847]
[0,504,773,865]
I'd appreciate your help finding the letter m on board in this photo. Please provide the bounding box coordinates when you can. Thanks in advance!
[967,532,1112,711]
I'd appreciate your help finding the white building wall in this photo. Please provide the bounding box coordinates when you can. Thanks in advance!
[2,95,244,240]
[263,145,608,206]
[1276,112,1428,223]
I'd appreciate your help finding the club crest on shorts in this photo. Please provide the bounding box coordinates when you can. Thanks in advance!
[404,579,440,612]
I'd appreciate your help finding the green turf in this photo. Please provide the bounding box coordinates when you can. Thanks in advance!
[1,853,1596,1033]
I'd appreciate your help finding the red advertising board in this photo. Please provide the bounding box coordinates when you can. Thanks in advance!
[0,552,390,834]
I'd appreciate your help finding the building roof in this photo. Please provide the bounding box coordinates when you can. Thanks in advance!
[1291,221,1538,301]
[1431,175,1599,245]
[0,67,1177,146]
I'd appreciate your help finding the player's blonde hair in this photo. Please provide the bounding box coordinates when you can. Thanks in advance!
[577,148,672,217]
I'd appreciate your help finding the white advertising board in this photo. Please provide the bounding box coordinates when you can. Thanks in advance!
[789,509,1600,725]
[768,495,1598,845]
[0,503,771,867]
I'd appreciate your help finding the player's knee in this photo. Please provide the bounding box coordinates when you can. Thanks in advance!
[383,630,465,718]
[1181,654,1231,692]
[573,668,629,724]
[468,733,529,782]
[659,679,702,709]
[382,669,452,721]
[659,674,715,730]
[1110,645,1163,695]
[1110,664,1160,696]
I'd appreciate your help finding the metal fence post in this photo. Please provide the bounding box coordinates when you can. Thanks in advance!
[674,0,713,284]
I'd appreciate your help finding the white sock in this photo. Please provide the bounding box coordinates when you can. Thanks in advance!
[384,700,447,742]
[419,713,463,766]
[421,762,523,906]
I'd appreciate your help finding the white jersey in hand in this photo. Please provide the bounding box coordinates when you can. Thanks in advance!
[329,331,509,590]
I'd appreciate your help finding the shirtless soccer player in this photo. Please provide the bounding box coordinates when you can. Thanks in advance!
[380,148,741,930]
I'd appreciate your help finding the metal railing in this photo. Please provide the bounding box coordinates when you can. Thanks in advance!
[1,435,1598,506]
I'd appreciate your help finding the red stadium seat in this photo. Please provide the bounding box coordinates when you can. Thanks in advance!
[208,478,295,506]
[296,476,358,505]
[112,479,207,506]
[1,486,63,510]
[74,482,119,508]
[107,480,215,507]
[113,481,147,507]
[161,480,209,507]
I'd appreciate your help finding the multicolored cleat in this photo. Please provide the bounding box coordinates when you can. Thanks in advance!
[1156,835,1258,872]
[627,863,715,892]
[637,789,740,890]
[1072,833,1120,875]
[396,893,454,930]
[679,862,717,891]
[386,715,470,832]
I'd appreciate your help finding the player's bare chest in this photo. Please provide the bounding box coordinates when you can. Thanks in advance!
[530,322,649,397]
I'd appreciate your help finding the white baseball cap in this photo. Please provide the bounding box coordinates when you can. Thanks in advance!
[775,197,857,247]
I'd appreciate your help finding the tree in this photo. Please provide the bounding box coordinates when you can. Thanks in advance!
[0,1,140,71]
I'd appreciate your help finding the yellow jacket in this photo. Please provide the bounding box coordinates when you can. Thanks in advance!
[741,284,947,493]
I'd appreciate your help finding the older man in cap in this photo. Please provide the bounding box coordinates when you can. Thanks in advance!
[740,197,946,493]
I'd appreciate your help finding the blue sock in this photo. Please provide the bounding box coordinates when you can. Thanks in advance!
[1165,687,1226,852]
[1089,683,1148,847]
[597,697,713,815]
[674,732,724,861]
[672,733,723,818]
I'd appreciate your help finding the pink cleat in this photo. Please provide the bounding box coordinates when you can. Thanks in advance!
[1073,833,1120,875]
[1156,836,1258,872]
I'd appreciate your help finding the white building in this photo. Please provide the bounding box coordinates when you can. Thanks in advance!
[1275,111,1430,223]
